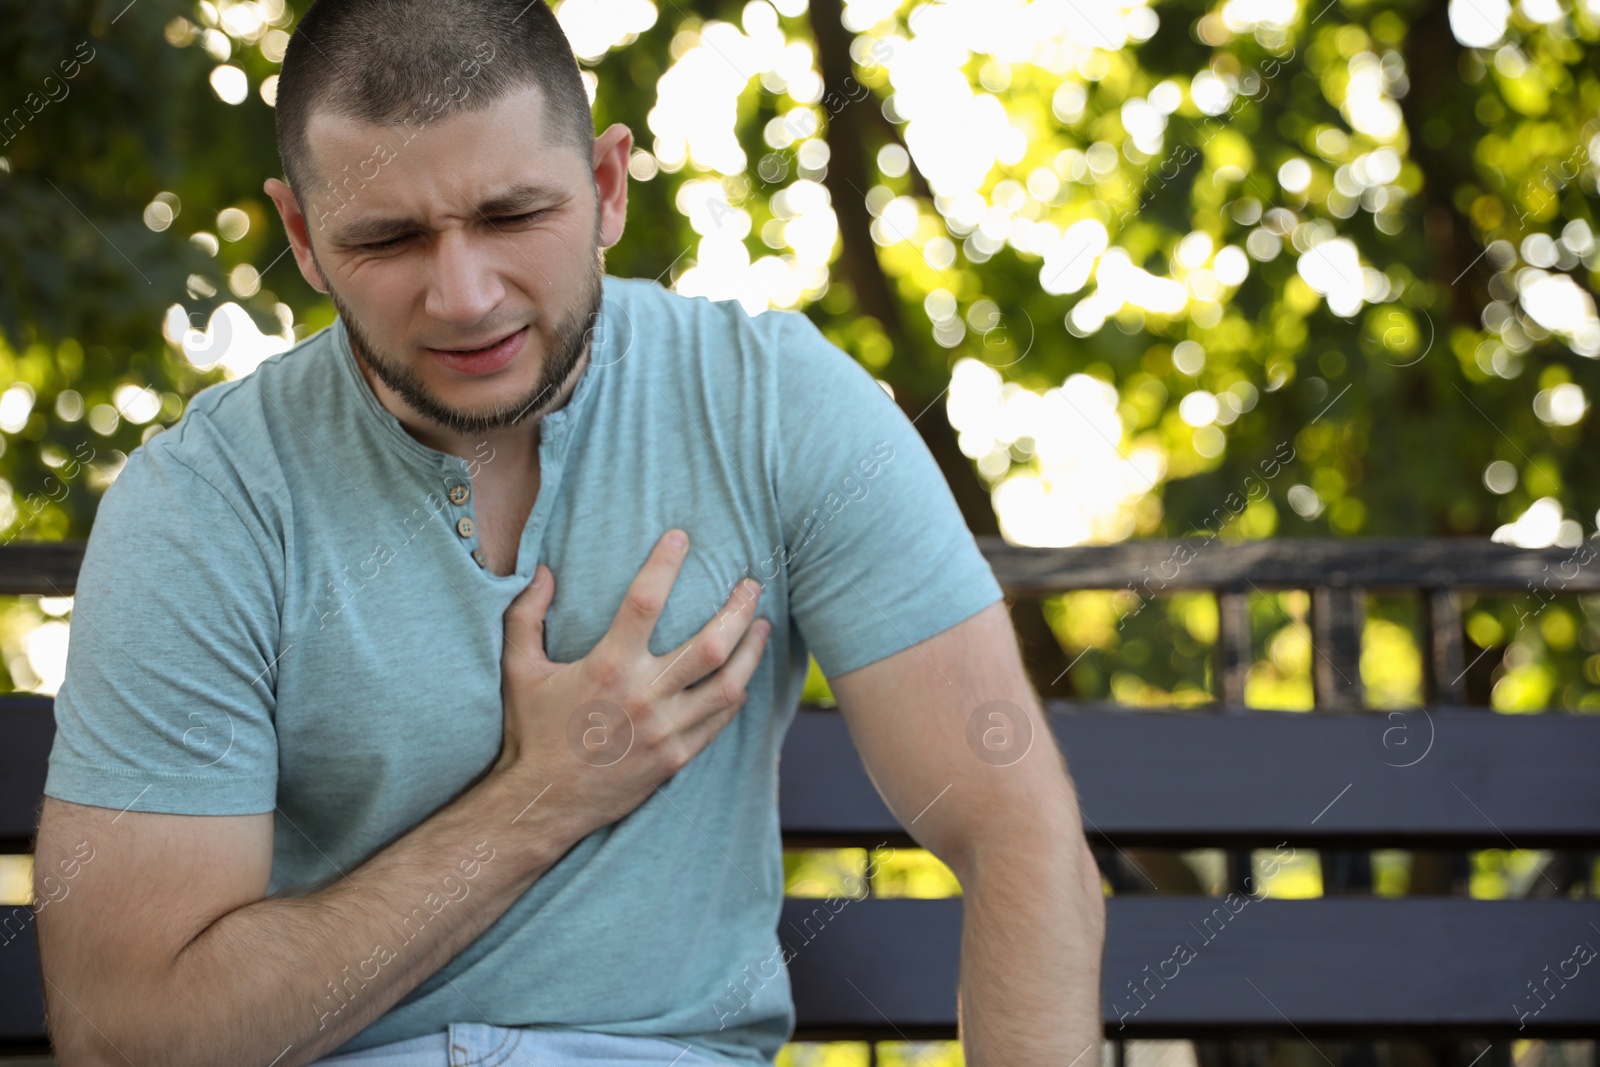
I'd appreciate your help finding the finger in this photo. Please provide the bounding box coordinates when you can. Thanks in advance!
[503,564,557,681]
[601,529,690,658]
[674,616,771,749]
[651,577,763,694]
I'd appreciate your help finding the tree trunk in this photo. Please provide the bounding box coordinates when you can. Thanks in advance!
[804,0,1077,696]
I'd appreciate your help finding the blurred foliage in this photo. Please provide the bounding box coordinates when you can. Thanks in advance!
[868,844,963,897]
[784,847,868,897]
[775,1045,874,1067]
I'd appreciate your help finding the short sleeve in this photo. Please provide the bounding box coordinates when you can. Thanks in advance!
[44,445,282,816]
[773,311,1004,677]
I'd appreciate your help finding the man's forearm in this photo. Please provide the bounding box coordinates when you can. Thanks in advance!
[955,831,1106,1066]
[80,766,579,1067]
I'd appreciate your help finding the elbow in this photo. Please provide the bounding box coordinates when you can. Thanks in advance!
[53,1028,194,1067]
[48,1029,126,1067]
[920,827,977,889]
[955,812,1104,910]
[44,985,168,1067]
[947,777,1091,883]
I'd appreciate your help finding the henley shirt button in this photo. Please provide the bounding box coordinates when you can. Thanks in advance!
[471,548,486,567]
[456,516,475,538]
[448,483,470,505]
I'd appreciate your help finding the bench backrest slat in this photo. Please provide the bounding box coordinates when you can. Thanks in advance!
[1310,586,1365,710]
[1214,590,1251,706]
[976,536,1600,592]
[778,706,1600,847]
[1423,588,1469,705]
[782,897,1600,1035]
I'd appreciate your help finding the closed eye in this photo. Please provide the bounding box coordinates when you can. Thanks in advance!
[360,234,411,252]
[488,209,550,229]
[358,209,551,252]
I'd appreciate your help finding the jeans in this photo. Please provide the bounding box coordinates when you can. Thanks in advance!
[308,1023,741,1066]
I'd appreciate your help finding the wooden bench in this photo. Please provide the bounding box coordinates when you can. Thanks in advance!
[3,538,1599,1060]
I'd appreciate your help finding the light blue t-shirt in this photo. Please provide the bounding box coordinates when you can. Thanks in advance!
[44,274,1003,1063]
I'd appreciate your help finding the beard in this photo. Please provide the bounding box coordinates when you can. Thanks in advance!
[320,230,605,437]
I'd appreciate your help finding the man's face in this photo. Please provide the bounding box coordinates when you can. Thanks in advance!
[294,85,611,436]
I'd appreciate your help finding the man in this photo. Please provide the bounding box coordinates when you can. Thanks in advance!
[33,1,1105,1064]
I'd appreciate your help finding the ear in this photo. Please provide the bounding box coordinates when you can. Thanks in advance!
[263,176,331,294]
[591,123,632,251]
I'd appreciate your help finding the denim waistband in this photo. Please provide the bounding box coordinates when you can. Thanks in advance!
[311,1023,743,1066]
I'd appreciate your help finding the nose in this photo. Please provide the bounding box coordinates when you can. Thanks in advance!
[423,228,505,329]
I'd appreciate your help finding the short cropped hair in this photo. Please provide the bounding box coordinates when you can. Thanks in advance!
[274,0,594,202]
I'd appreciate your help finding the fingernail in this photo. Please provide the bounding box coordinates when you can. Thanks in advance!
[667,530,687,549]
[757,619,772,637]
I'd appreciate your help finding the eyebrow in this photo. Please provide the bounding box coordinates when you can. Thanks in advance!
[329,182,564,246]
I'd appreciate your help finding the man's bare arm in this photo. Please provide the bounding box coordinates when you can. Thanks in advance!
[829,600,1105,1065]
[36,768,569,1067]
[37,530,771,1067]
